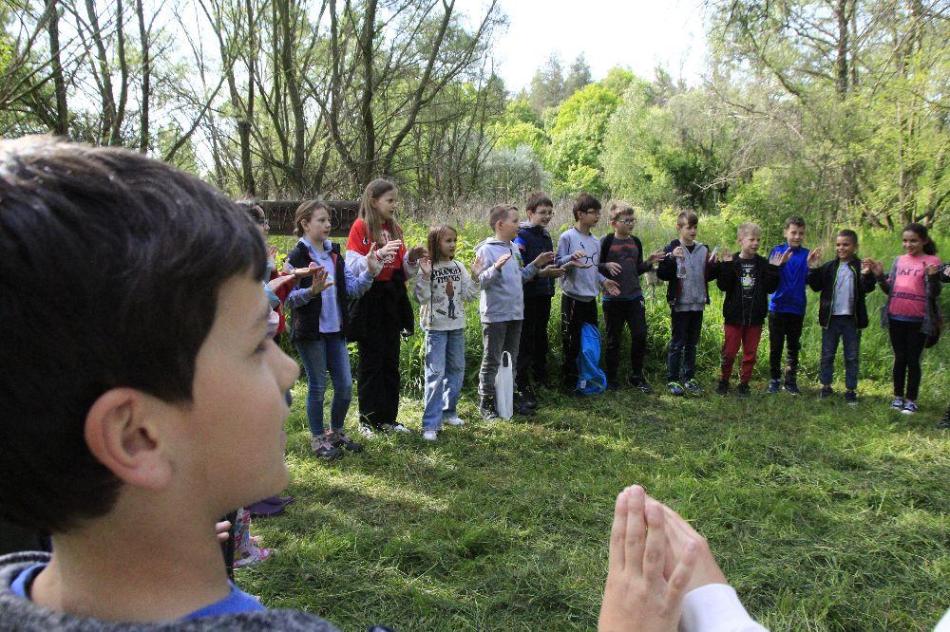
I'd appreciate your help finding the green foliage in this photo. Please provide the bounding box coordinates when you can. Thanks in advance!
[544,83,621,196]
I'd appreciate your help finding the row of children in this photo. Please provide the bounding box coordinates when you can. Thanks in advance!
[281,183,944,454]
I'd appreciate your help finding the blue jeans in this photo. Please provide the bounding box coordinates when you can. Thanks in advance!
[423,329,466,430]
[294,333,352,436]
[820,316,861,391]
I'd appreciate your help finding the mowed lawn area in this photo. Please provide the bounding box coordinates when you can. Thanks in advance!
[236,375,949,631]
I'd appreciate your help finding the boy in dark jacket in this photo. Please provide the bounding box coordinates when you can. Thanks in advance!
[514,192,563,403]
[656,211,718,396]
[715,223,787,395]
[598,201,664,390]
[806,229,877,404]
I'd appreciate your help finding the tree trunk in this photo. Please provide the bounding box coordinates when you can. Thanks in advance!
[135,0,150,152]
[46,0,68,135]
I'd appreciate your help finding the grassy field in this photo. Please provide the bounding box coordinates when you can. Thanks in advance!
[251,216,950,631]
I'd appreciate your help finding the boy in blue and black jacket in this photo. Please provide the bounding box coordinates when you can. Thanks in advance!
[514,192,559,403]
[766,217,809,394]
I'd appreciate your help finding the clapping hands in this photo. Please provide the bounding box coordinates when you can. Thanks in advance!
[307,264,334,295]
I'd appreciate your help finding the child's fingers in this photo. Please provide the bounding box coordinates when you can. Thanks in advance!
[323,279,335,289]
[624,486,647,575]
[608,488,629,570]
[642,500,667,586]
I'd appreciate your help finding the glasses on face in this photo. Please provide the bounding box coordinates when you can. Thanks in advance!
[616,218,635,225]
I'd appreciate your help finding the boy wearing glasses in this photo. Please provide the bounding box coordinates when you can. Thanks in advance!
[599,202,665,391]
[555,193,620,392]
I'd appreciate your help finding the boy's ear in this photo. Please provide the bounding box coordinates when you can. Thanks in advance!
[84,389,173,490]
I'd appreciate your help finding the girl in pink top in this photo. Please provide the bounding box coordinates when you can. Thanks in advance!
[875,223,941,415]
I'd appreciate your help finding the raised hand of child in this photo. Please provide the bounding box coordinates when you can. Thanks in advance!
[538,265,566,279]
[925,263,939,276]
[872,260,885,277]
[720,251,734,263]
[769,249,793,266]
[408,245,427,264]
[648,249,665,263]
[672,246,686,259]
[659,502,727,595]
[365,243,383,277]
[471,255,485,279]
[603,279,621,296]
[418,256,432,276]
[604,262,622,276]
[266,274,296,293]
[309,266,334,295]
[532,251,555,268]
[376,239,402,264]
[267,244,278,261]
[860,258,874,275]
[807,248,822,268]
[597,486,696,632]
[493,252,512,270]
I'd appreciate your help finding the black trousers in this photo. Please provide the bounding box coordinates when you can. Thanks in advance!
[603,298,647,382]
[517,294,553,391]
[768,311,804,380]
[357,315,402,428]
[889,320,927,401]
[561,295,598,388]
[667,310,703,382]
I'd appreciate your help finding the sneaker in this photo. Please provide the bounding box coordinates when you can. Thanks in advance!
[515,399,537,417]
[819,385,833,400]
[783,379,801,395]
[684,379,703,395]
[901,400,918,415]
[767,379,781,394]
[844,390,858,405]
[422,430,438,441]
[736,383,751,397]
[357,424,376,438]
[890,397,905,410]
[519,389,538,409]
[716,380,729,395]
[327,430,363,453]
[310,436,342,460]
[629,376,653,394]
[443,414,465,427]
[667,382,685,396]
[479,395,499,420]
[381,423,411,433]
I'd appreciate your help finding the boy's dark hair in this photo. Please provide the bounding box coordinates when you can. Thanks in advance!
[784,216,806,229]
[903,222,938,255]
[837,229,859,247]
[488,204,516,231]
[525,192,553,212]
[0,136,266,533]
[676,211,699,229]
[572,193,601,220]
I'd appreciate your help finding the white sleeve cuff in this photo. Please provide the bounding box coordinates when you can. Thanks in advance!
[679,584,767,632]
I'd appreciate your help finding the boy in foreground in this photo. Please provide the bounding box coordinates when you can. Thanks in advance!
[0,137,762,631]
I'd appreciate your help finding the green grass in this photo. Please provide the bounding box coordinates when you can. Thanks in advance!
[253,220,950,631]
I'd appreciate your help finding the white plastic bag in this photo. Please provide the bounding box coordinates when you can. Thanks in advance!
[494,351,514,420]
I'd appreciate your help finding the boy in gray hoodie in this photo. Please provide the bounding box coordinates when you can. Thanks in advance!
[475,205,556,418]
[555,193,621,392]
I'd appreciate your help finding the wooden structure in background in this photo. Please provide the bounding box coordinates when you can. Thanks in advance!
[259,200,359,236]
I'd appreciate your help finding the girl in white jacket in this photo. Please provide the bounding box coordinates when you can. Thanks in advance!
[414,225,482,440]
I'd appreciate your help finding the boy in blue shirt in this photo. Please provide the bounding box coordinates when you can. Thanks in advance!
[766,217,809,394]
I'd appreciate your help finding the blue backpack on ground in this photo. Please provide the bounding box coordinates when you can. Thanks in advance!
[576,323,607,395]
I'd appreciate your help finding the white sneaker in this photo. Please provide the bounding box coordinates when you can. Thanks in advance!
[358,424,375,438]
[382,422,411,433]
[422,430,438,441]
[443,415,465,426]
